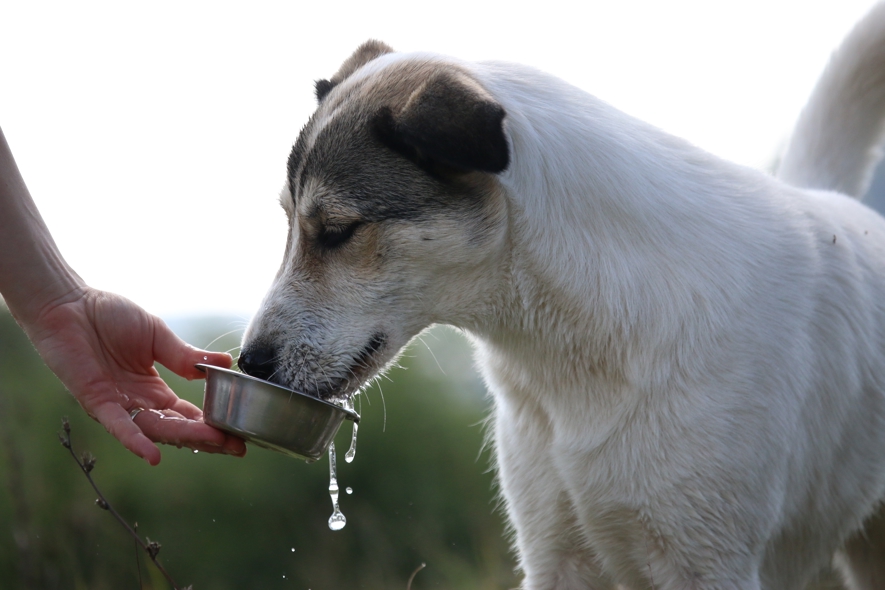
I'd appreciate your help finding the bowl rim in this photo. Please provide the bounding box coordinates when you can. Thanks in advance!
[195,363,360,423]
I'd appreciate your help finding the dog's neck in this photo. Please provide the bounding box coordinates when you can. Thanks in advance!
[459,61,783,417]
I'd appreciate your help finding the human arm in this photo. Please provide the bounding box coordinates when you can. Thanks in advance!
[0,127,246,465]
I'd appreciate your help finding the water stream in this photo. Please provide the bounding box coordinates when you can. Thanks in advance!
[345,422,358,463]
[327,442,346,531]
[344,397,358,463]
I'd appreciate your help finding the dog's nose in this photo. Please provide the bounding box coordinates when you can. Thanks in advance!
[238,345,278,381]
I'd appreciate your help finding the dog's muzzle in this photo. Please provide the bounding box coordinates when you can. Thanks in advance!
[238,345,278,382]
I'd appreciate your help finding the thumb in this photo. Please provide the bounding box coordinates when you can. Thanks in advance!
[151,318,233,380]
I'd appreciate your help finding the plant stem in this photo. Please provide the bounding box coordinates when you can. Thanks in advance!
[406,562,426,590]
[59,418,187,590]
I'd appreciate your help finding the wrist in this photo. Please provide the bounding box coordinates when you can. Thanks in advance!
[4,251,88,336]
[0,127,89,332]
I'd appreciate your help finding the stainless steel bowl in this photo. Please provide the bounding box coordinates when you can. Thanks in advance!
[197,364,359,462]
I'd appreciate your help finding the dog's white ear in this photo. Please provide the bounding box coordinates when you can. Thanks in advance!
[315,40,394,102]
[373,71,510,175]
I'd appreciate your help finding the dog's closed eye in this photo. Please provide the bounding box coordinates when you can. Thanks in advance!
[317,221,362,250]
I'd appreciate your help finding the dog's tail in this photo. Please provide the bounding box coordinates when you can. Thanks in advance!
[778,2,885,198]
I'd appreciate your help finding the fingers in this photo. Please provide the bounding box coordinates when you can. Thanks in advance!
[221,434,248,457]
[169,397,205,421]
[91,402,163,465]
[151,318,232,380]
[133,409,246,458]
[90,400,246,465]
[33,289,243,463]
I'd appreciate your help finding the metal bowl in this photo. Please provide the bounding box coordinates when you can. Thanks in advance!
[196,363,359,462]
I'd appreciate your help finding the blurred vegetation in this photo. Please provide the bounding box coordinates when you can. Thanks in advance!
[0,307,851,590]
[0,311,517,589]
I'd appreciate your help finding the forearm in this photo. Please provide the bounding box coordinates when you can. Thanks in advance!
[0,128,86,330]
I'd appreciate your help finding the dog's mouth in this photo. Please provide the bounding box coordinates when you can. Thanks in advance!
[353,332,387,374]
[242,332,389,400]
[313,332,388,401]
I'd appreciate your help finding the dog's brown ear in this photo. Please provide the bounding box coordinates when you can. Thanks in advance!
[373,71,510,175]
[315,40,394,102]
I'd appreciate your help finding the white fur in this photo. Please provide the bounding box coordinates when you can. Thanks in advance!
[464,55,885,587]
[245,4,885,588]
[779,2,885,198]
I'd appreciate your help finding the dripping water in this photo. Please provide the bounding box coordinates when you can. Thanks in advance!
[327,442,346,531]
[343,397,358,463]
[345,422,358,463]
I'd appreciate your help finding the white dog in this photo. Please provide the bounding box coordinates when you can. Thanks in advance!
[241,4,885,588]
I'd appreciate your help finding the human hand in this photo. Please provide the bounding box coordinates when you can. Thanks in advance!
[24,286,247,465]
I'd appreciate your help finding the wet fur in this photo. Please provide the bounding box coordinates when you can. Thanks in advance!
[243,5,885,589]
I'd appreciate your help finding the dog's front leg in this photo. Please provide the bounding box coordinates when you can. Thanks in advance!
[494,399,614,590]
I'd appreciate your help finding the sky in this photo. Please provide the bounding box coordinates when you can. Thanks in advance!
[1,0,880,323]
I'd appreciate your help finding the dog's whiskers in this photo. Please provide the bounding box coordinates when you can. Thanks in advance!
[264,353,287,384]
[415,335,446,376]
[291,355,309,390]
[202,327,245,351]
[375,378,386,433]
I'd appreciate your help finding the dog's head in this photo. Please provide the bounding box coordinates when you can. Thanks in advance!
[240,41,512,399]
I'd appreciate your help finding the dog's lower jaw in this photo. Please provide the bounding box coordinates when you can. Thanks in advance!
[288,332,389,401]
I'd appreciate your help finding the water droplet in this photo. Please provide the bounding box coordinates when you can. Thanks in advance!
[346,487,353,495]
[291,547,295,552]
[327,442,346,531]
[203,356,208,361]
[343,398,358,463]
[328,516,346,531]
[193,449,199,454]
[345,422,358,463]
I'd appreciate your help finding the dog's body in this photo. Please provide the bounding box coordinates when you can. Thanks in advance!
[242,5,885,588]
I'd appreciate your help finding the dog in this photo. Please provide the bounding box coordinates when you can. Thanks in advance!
[240,4,885,588]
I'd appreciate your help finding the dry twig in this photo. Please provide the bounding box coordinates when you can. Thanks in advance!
[58,417,192,590]
[406,562,426,590]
